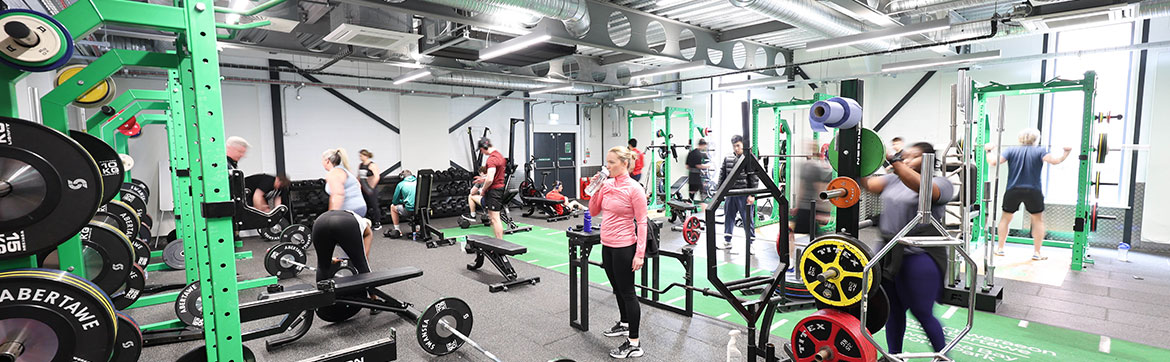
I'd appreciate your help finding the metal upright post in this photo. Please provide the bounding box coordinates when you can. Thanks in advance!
[986,96,1007,289]
[1072,71,1098,271]
[836,80,863,237]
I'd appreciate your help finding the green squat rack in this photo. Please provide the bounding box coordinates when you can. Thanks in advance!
[971,71,1099,273]
[748,94,837,231]
[627,107,697,219]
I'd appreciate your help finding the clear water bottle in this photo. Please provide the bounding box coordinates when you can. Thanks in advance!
[726,330,743,362]
[1118,241,1130,262]
[584,168,609,197]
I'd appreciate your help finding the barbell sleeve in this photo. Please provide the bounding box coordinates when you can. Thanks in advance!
[820,189,847,200]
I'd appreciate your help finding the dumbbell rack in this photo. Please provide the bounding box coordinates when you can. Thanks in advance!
[0,0,262,360]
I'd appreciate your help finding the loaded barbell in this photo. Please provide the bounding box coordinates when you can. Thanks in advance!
[263,242,358,279]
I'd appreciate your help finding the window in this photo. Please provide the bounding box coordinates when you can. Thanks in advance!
[1044,23,1135,205]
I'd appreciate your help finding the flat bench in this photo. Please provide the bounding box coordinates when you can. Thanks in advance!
[465,235,540,292]
[272,267,424,295]
[521,196,572,222]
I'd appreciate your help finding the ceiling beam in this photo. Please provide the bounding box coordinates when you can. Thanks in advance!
[718,21,795,42]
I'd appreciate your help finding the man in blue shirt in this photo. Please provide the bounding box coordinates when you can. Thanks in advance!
[987,128,1071,260]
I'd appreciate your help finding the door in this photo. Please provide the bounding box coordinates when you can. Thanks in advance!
[533,132,577,198]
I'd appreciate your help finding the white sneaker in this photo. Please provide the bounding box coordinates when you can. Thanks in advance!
[716,241,732,250]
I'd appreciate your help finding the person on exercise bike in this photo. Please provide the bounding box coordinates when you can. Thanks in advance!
[463,167,489,223]
[545,181,587,216]
[387,170,417,238]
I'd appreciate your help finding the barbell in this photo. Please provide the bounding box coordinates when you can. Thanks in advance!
[678,215,874,247]
[263,242,358,279]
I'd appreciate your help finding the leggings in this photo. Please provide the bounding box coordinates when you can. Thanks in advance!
[361,186,383,225]
[311,210,371,281]
[883,252,947,353]
[602,244,640,339]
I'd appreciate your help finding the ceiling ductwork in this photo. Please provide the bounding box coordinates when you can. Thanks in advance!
[417,0,591,38]
[885,0,1025,16]
[728,0,892,52]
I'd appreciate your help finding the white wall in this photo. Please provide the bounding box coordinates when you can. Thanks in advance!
[1139,18,1170,243]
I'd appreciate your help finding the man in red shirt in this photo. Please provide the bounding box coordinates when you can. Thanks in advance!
[629,138,645,182]
[478,137,508,239]
[545,181,586,215]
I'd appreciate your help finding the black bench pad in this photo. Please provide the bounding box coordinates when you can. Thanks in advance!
[466,235,527,256]
[667,199,697,210]
[521,196,563,205]
[277,267,423,294]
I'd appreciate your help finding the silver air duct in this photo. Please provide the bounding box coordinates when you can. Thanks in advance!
[418,0,591,38]
[885,0,1024,16]
[729,0,891,52]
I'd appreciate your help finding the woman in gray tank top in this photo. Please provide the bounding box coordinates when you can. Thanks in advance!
[321,148,368,218]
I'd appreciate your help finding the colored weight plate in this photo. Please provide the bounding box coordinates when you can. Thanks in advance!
[260,218,291,241]
[175,281,203,327]
[0,269,117,362]
[1094,171,1102,199]
[176,345,257,362]
[97,199,140,240]
[0,117,103,259]
[119,153,134,172]
[0,9,73,72]
[56,64,117,108]
[111,264,145,310]
[265,242,308,279]
[280,223,312,249]
[111,312,143,362]
[416,297,474,356]
[163,239,185,270]
[681,216,704,245]
[118,190,147,221]
[1096,133,1108,164]
[1091,203,1098,233]
[68,130,123,204]
[800,234,876,308]
[825,177,861,209]
[790,309,877,362]
[827,128,886,177]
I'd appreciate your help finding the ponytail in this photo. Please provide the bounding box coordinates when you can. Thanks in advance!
[322,148,354,174]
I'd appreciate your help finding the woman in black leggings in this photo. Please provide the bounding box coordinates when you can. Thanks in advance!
[311,210,373,280]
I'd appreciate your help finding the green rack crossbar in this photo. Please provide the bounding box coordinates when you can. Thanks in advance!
[628,107,695,219]
[972,71,1098,271]
[749,94,838,229]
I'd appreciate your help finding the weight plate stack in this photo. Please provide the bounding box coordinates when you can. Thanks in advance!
[0,269,117,362]
[111,264,146,310]
[280,223,312,249]
[69,130,124,205]
[0,117,104,259]
[799,234,879,308]
[264,242,307,279]
[111,311,143,362]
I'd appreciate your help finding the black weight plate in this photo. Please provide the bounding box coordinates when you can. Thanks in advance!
[175,282,202,327]
[0,268,117,362]
[280,223,312,249]
[0,117,103,259]
[97,200,140,239]
[316,295,362,323]
[51,221,133,296]
[129,178,149,200]
[260,218,290,241]
[163,239,185,270]
[111,311,143,362]
[416,297,473,356]
[166,229,177,243]
[118,189,148,220]
[69,130,123,205]
[264,242,307,279]
[111,264,146,310]
[176,345,256,362]
[140,213,152,230]
[119,184,148,206]
[128,233,150,270]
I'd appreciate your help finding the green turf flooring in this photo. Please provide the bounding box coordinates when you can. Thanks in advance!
[443,224,1170,361]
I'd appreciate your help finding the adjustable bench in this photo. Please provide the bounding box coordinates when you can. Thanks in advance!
[665,176,699,223]
[520,196,573,222]
[465,235,540,292]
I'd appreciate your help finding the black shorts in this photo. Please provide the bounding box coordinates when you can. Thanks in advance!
[688,172,703,195]
[792,208,826,234]
[1003,188,1045,213]
[483,188,506,211]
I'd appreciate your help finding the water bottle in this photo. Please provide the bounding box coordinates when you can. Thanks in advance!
[726,330,743,362]
[582,212,592,232]
[1118,241,1130,262]
[584,168,609,197]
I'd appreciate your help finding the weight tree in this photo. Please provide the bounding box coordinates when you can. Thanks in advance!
[0,0,260,360]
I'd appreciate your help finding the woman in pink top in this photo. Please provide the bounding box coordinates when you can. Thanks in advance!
[588,146,648,359]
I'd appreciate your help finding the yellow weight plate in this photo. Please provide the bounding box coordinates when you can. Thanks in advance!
[55,64,114,106]
[1096,133,1108,164]
[799,235,874,307]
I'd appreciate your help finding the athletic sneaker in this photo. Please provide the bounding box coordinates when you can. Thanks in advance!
[786,267,795,274]
[994,249,1005,257]
[609,340,644,359]
[716,241,732,250]
[372,223,383,231]
[1032,254,1048,261]
[602,322,629,337]
[461,213,477,223]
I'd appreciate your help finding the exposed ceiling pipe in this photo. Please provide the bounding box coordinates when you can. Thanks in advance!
[885,0,1025,16]
[729,0,892,52]
[305,45,354,72]
[417,0,591,37]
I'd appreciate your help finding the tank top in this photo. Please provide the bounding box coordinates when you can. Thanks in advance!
[358,161,374,180]
[324,168,367,215]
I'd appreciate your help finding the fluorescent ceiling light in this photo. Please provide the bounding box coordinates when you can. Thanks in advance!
[480,33,553,60]
[630,61,706,80]
[224,0,248,25]
[717,77,789,90]
[392,69,432,85]
[614,91,663,102]
[881,50,1001,72]
[531,84,575,95]
[805,18,951,52]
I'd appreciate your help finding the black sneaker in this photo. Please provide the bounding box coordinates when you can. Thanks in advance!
[609,340,644,359]
[461,214,477,223]
[602,322,629,337]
